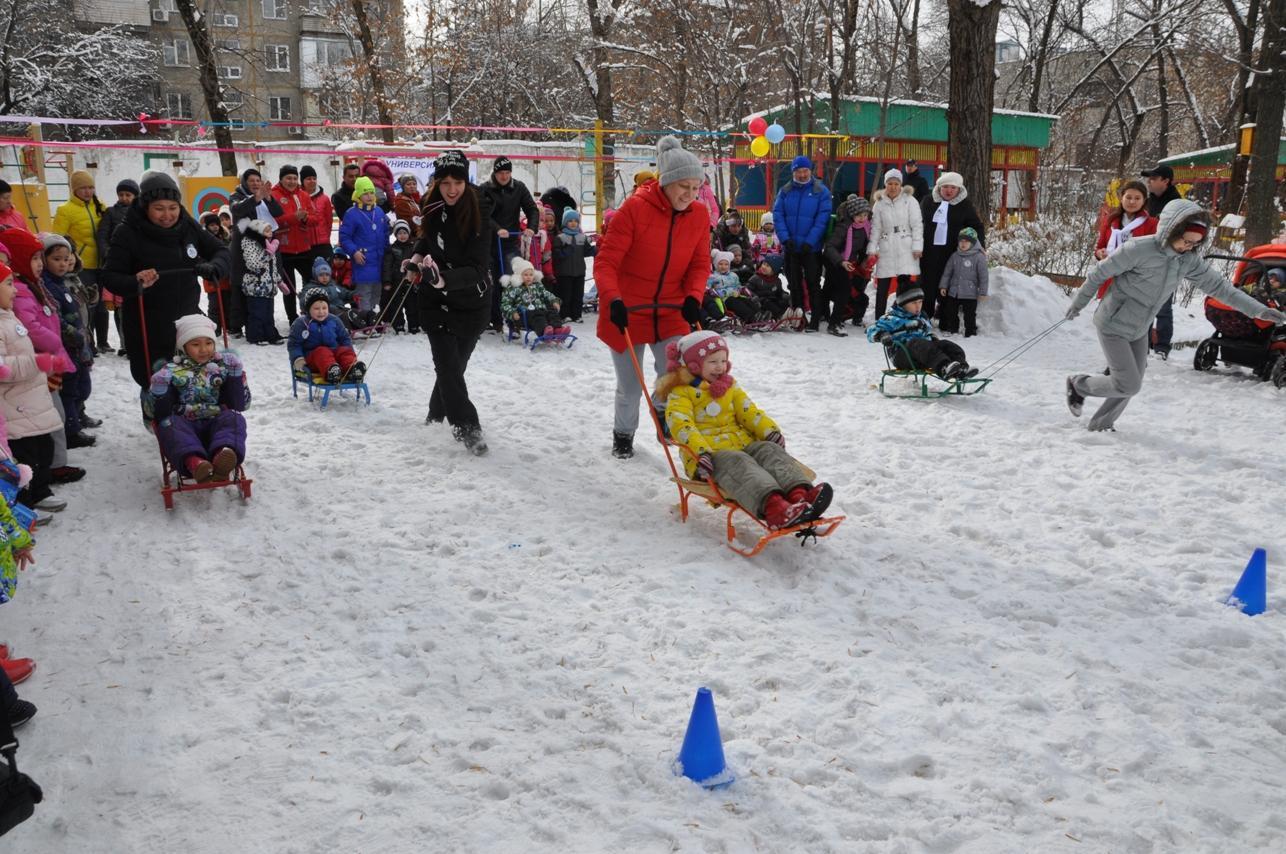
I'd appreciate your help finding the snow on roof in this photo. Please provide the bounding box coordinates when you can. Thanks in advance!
[1160,139,1286,165]
[740,93,1059,125]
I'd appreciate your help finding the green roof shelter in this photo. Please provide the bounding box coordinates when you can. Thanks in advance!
[1159,140,1286,212]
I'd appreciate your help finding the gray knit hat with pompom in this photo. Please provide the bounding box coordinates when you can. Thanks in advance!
[656,136,704,187]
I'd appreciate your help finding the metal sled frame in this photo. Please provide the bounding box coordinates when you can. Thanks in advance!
[879,340,992,399]
[622,321,844,558]
[506,309,578,352]
[292,369,372,409]
[139,282,253,510]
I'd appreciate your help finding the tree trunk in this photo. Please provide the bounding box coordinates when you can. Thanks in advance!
[1151,13,1169,159]
[351,0,395,145]
[946,0,1001,223]
[1225,0,1264,215]
[584,0,616,208]
[174,0,237,176]
[1245,0,1286,245]
[1026,0,1061,113]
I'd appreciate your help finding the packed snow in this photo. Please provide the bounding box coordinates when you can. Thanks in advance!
[6,270,1285,853]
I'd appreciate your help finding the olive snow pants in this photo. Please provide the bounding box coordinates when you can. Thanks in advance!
[712,441,811,517]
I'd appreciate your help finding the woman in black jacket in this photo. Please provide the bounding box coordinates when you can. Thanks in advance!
[407,151,494,456]
[102,172,231,388]
[918,171,985,320]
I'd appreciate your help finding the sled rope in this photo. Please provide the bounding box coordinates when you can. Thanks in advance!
[976,319,1066,378]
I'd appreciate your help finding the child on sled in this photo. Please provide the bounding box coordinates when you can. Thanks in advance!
[659,330,833,530]
[866,285,977,380]
[500,257,568,337]
[149,314,248,483]
[289,288,367,385]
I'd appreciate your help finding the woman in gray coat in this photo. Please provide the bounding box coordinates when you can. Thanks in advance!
[1064,198,1286,431]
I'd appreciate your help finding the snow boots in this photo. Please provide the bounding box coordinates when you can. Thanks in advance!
[453,425,489,456]
[212,447,238,480]
[1,657,35,685]
[348,361,367,382]
[186,455,214,483]
[612,431,634,459]
[787,482,834,525]
[1065,375,1086,417]
[763,493,809,531]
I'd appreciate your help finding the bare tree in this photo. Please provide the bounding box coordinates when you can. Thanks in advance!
[174,0,236,176]
[1244,0,1285,244]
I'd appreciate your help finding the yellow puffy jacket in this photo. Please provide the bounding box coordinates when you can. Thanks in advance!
[664,380,779,477]
[51,198,105,269]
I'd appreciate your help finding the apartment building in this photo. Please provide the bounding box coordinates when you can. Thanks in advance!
[72,0,405,141]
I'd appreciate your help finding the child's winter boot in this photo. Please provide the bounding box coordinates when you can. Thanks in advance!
[211,447,238,480]
[1,657,35,685]
[787,482,834,524]
[762,493,808,531]
[188,455,214,483]
[349,361,367,382]
[325,364,342,384]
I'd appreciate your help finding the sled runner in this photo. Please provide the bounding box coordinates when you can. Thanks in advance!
[507,308,577,352]
[623,314,844,558]
[139,277,252,510]
[879,339,991,399]
[290,368,372,409]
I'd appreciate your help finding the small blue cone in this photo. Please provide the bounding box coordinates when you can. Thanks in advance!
[675,687,734,788]
[1226,548,1267,616]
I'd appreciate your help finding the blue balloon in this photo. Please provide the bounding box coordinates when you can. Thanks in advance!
[765,123,786,144]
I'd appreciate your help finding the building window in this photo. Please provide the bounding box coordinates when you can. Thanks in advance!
[216,39,241,52]
[165,93,193,119]
[217,65,243,80]
[162,39,191,67]
[265,44,290,72]
[300,37,353,88]
[269,96,292,120]
[213,12,239,27]
[227,116,247,130]
[262,0,287,20]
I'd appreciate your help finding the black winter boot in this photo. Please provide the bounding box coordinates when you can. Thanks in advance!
[325,364,342,384]
[612,431,634,459]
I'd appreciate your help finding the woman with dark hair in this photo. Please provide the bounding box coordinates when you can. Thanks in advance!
[102,172,230,390]
[1094,180,1156,263]
[405,151,495,456]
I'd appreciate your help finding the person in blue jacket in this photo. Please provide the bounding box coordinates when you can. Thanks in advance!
[288,288,367,385]
[866,285,975,381]
[338,176,390,326]
[771,155,833,324]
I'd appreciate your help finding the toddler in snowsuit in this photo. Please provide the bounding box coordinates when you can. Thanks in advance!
[238,218,284,345]
[751,212,782,263]
[937,227,988,336]
[149,314,248,483]
[746,255,791,321]
[659,330,833,531]
[553,209,596,322]
[704,251,757,326]
[500,257,566,336]
[382,219,420,334]
[867,286,976,380]
[729,244,755,285]
[339,176,390,325]
[41,235,96,441]
[289,288,367,385]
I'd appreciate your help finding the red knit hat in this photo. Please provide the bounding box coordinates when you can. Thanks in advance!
[1184,223,1208,238]
[0,260,12,284]
[0,228,43,282]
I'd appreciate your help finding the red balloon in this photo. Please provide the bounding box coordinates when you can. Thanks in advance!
[748,116,768,136]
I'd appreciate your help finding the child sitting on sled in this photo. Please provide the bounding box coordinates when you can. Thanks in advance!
[866,285,977,380]
[500,257,568,336]
[289,288,367,385]
[659,330,833,531]
[149,314,248,483]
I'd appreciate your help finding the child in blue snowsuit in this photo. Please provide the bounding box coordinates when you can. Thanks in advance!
[289,288,366,385]
[867,285,975,380]
[339,176,390,324]
[40,235,95,440]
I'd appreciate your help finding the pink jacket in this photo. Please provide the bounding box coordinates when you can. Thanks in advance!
[0,308,61,439]
[698,182,720,229]
[14,280,75,375]
[0,208,30,232]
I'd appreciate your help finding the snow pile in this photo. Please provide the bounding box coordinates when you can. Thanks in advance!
[978,266,1077,338]
[6,300,1286,851]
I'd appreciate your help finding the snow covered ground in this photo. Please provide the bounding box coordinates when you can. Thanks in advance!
[6,271,1285,853]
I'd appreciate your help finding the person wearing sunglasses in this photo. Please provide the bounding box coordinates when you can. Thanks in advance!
[1062,198,1286,432]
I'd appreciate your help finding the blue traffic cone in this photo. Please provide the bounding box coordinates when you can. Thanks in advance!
[1226,548,1267,616]
[675,687,734,788]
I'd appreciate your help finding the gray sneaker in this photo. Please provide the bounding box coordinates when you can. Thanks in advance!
[1065,376,1086,417]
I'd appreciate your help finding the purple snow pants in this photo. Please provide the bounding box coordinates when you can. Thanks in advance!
[156,410,247,471]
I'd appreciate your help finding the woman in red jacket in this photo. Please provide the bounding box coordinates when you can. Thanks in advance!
[1093,179,1157,298]
[597,136,710,459]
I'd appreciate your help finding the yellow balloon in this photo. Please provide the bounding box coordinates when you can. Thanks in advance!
[750,136,770,157]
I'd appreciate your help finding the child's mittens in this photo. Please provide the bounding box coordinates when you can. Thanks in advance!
[149,366,173,396]
[765,430,786,449]
[696,452,715,482]
[265,238,280,255]
[292,357,306,372]
[34,353,55,374]
[220,351,244,377]
[17,464,31,488]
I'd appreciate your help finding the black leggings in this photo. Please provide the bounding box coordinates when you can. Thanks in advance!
[9,432,54,504]
[426,330,480,428]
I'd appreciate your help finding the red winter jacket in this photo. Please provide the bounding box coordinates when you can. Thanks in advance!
[271,184,316,255]
[309,189,334,248]
[594,181,710,352]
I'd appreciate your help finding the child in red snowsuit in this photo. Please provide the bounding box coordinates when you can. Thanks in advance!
[288,288,366,385]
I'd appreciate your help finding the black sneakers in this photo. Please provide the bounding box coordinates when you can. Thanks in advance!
[1065,376,1085,417]
[612,432,634,459]
[8,698,36,728]
[453,425,489,456]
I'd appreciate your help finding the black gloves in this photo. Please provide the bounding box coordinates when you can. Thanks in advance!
[682,296,701,325]
[874,331,890,343]
[194,262,219,280]
[785,239,798,254]
[609,299,629,334]
[800,242,814,254]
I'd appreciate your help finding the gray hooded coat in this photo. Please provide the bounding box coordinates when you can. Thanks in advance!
[940,243,988,299]
[1072,198,1271,339]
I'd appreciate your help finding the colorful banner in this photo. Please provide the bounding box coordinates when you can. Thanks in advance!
[180,176,239,216]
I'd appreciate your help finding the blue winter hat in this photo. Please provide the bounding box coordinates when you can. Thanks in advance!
[760,254,784,274]
[312,255,331,279]
[561,208,581,227]
[790,155,813,172]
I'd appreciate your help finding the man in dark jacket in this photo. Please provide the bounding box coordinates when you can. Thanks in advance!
[227,168,284,339]
[94,177,139,352]
[1141,164,1184,357]
[902,159,931,202]
[331,162,360,221]
[480,156,539,331]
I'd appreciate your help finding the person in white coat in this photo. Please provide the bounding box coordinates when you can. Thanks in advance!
[868,169,923,318]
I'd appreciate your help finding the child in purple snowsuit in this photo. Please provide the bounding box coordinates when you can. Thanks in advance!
[149,314,249,483]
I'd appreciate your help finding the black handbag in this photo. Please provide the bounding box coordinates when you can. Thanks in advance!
[0,715,42,837]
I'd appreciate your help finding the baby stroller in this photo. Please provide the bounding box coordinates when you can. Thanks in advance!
[1193,246,1286,388]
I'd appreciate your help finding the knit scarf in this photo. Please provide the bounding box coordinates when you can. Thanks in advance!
[843,220,872,261]
[696,370,735,400]
[1106,213,1147,255]
[562,226,581,238]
